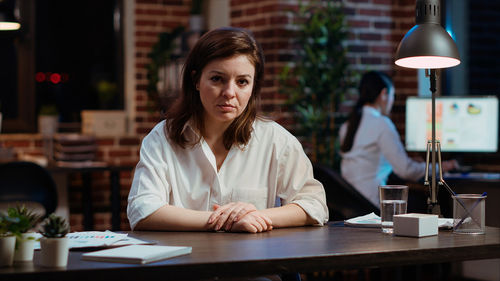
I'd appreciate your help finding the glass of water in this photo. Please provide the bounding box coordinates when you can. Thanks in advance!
[379,185,408,234]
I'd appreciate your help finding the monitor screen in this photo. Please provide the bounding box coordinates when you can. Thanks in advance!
[405,96,499,152]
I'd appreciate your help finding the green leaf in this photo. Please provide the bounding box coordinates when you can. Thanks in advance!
[278,0,357,167]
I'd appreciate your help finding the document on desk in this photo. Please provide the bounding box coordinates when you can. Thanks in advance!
[33,231,154,250]
[344,212,453,229]
[82,245,192,264]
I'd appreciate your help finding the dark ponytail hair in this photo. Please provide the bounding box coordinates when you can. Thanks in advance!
[340,71,394,152]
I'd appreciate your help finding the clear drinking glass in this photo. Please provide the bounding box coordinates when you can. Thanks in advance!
[453,194,486,234]
[379,185,408,234]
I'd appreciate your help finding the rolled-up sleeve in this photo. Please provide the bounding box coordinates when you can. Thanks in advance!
[127,129,170,230]
[277,137,329,225]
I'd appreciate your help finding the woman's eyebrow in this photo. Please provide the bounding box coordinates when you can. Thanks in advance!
[207,70,253,78]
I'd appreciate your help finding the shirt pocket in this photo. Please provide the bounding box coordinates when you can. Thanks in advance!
[231,187,268,210]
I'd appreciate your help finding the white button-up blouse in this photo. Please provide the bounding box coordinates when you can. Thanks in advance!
[339,106,426,207]
[127,119,329,230]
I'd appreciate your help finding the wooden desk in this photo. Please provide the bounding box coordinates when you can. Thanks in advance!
[1,224,499,281]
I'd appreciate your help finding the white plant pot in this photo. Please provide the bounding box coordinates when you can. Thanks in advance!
[38,115,59,137]
[0,235,16,267]
[39,237,69,267]
[14,232,37,262]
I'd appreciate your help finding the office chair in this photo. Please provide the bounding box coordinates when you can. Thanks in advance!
[0,161,58,218]
[313,164,379,221]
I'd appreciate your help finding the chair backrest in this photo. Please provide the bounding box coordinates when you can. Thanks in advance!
[0,161,58,218]
[313,164,379,221]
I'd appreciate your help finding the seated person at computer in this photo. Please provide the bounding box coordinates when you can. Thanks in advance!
[127,27,328,233]
[338,71,458,207]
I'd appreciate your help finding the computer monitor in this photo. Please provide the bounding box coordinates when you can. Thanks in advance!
[405,96,499,152]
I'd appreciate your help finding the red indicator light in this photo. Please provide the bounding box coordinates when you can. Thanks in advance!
[35,72,46,83]
[50,73,61,84]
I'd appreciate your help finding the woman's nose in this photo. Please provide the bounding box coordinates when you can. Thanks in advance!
[222,82,236,98]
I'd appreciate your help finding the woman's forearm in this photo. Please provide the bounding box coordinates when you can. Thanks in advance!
[134,205,213,231]
[260,203,316,228]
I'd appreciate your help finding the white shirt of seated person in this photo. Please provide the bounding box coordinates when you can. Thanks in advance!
[127,55,328,232]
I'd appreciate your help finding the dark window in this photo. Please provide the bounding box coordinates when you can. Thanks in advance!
[0,0,123,133]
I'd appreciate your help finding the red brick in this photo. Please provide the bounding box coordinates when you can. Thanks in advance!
[347,20,370,28]
[119,137,141,146]
[4,140,31,147]
[359,8,383,16]
[96,138,115,146]
[374,21,394,29]
[359,33,382,40]
[109,150,132,158]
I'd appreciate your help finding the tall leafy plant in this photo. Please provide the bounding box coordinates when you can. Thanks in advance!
[279,1,354,167]
[146,26,185,111]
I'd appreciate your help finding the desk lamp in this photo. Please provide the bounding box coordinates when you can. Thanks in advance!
[395,0,460,215]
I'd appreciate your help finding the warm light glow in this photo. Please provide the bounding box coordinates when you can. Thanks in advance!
[0,22,21,31]
[395,56,461,69]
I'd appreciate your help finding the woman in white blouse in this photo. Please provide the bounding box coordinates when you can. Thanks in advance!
[339,71,458,207]
[127,27,328,233]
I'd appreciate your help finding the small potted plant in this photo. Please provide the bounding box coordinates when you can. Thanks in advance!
[7,205,41,262]
[39,213,70,267]
[0,213,18,267]
[38,104,59,137]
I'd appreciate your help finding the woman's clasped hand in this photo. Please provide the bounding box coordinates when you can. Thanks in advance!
[208,202,272,233]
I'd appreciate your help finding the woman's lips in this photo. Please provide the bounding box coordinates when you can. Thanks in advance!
[217,104,235,111]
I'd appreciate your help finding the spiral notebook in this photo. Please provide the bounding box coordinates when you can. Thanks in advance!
[82,244,192,264]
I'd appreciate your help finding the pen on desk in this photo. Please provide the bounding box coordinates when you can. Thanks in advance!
[454,192,487,229]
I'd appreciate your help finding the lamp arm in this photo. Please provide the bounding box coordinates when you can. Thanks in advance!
[427,69,440,215]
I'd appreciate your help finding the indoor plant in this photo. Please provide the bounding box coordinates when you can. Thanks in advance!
[7,205,41,262]
[39,213,70,267]
[279,1,355,167]
[38,104,59,137]
[146,26,184,111]
[0,212,18,267]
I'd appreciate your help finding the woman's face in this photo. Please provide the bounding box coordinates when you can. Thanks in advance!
[196,55,255,127]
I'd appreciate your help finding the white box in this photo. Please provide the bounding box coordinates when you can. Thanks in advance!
[81,110,126,136]
[393,213,438,237]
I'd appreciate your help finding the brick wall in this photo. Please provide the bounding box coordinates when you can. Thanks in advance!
[1,0,416,231]
[344,0,418,135]
[134,0,191,134]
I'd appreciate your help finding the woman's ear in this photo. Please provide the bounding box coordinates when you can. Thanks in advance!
[379,88,388,101]
[191,70,199,91]
[375,88,387,106]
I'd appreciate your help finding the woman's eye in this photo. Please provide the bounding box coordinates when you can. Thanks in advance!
[238,79,249,86]
[210,76,222,82]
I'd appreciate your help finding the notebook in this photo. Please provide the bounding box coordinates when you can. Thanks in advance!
[82,244,192,264]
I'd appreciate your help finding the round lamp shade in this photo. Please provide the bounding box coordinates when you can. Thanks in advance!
[395,24,460,69]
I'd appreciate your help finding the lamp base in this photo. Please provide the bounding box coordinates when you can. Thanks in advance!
[427,201,441,216]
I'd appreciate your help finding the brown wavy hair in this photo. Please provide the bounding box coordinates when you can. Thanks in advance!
[164,27,265,149]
